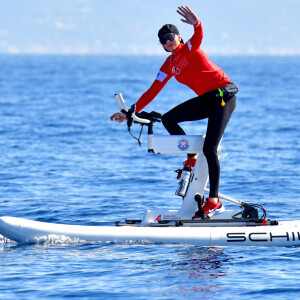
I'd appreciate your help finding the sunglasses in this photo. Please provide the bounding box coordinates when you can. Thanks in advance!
[159,33,176,45]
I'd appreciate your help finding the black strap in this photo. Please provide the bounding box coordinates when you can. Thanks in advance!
[128,124,144,147]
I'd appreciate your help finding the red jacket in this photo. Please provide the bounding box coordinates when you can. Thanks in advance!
[135,21,231,112]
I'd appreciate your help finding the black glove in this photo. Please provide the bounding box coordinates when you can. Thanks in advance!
[125,104,136,129]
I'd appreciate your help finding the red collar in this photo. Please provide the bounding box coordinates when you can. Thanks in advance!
[170,43,184,63]
[172,43,184,56]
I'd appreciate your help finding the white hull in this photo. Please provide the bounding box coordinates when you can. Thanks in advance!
[1,216,300,247]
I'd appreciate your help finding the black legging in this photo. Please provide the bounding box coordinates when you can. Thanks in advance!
[161,90,236,198]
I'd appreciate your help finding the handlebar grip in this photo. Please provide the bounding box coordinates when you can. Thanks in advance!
[126,104,136,129]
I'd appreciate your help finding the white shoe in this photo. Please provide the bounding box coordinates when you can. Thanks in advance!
[208,204,225,218]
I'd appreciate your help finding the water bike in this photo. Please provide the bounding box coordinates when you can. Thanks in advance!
[0,93,299,246]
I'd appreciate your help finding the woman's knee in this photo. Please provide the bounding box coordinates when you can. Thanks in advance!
[203,144,218,159]
[161,112,174,128]
[161,113,168,126]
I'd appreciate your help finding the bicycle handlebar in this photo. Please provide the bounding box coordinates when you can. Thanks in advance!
[114,93,161,125]
[132,112,151,124]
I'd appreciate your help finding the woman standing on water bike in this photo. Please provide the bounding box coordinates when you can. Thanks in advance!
[111,6,238,217]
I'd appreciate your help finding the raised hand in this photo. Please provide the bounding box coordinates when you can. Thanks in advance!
[177,6,199,25]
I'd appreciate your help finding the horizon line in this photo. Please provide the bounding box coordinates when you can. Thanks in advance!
[0,52,300,57]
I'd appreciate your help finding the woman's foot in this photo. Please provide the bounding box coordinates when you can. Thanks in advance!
[201,197,222,215]
[177,155,198,179]
[183,155,198,171]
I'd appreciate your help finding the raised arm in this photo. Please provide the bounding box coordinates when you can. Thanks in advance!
[177,6,199,25]
[177,6,203,50]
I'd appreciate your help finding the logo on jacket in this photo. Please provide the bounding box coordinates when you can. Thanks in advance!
[171,58,188,77]
[177,138,189,151]
[172,66,181,76]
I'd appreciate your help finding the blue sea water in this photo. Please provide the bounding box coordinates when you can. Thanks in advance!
[0,54,299,299]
